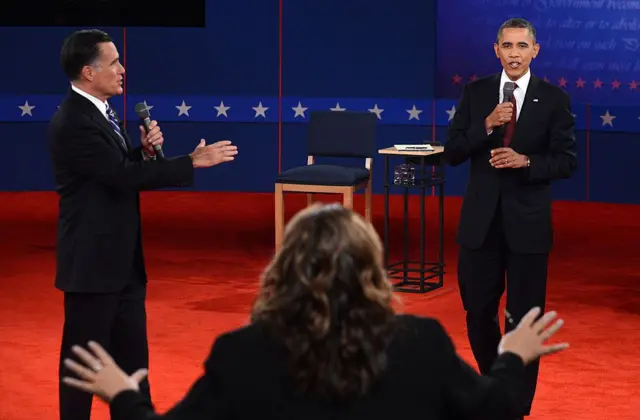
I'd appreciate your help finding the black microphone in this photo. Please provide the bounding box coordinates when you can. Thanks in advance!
[135,102,164,159]
[502,81,515,103]
[493,81,516,140]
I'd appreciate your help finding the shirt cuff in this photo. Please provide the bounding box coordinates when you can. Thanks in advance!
[141,150,157,161]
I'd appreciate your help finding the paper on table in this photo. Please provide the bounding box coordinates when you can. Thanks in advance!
[394,144,434,151]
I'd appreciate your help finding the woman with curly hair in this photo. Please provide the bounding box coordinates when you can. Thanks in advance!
[62,203,568,420]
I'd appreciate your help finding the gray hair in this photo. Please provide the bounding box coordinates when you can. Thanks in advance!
[496,18,537,44]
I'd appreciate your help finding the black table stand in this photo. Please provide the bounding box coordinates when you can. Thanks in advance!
[380,147,445,293]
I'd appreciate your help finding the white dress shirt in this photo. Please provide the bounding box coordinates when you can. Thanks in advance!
[499,68,530,121]
[71,84,109,120]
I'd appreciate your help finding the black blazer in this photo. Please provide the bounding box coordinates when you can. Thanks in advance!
[108,315,530,420]
[48,89,195,293]
[445,73,577,254]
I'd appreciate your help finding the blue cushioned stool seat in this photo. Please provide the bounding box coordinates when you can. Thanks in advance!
[275,164,370,186]
[273,111,377,250]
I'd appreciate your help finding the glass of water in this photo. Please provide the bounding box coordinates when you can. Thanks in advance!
[394,164,415,185]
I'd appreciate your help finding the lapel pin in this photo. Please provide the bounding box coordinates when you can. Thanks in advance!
[533,99,539,102]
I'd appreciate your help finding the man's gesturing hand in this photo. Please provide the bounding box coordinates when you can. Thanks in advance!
[189,140,238,168]
[498,307,569,365]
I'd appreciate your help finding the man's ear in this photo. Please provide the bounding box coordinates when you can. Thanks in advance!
[80,65,97,82]
[532,43,540,59]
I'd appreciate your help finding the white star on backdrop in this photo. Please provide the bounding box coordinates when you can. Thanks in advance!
[292,101,308,118]
[142,100,154,112]
[176,100,191,116]
[600,110,615,127]
[407,105,422,120]
[445,105,456,121]
[214,101,230,117]
[368,104,384,119]
[330,102,346,111]
[19,100,35,116]
[252,101,269,118]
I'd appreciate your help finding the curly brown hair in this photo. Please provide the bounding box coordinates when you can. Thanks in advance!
[251,203,397,400]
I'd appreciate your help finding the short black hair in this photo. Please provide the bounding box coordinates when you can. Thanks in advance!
[496,18,537,44]
[60,29,113,81]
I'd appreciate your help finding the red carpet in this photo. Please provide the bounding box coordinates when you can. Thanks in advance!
[0,191,638,419]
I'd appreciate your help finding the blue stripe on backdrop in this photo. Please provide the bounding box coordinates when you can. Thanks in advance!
[4,95,640,132]
[3,95,434,126]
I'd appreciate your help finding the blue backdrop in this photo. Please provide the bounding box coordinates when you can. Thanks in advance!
[0,1,637,204]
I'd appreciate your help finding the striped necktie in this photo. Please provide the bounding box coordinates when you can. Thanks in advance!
[106,103,127,150]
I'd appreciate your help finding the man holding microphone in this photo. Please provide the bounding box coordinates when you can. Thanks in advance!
[49,29,238,420]
[444,18,577,419]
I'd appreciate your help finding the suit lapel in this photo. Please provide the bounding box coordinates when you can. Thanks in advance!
[490,73,501,104]
[69,90,130,153]
[484,74,505,149]
[121,124,133,150]
[91,111,129,153]
[107,105,133,151]
[512,74,540,148]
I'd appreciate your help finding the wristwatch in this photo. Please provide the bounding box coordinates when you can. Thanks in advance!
[525,156,531,167]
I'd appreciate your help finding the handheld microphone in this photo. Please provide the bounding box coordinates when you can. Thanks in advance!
[502,81,515,103]
[135,102,164,159]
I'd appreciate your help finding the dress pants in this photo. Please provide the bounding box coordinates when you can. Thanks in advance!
[457,202,548,416]
[58,257,152,420]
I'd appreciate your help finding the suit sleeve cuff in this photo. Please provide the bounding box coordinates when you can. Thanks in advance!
[521,154,538,182]
[468,122,490,141]
[171,155,196,187]
[110,390,152,418]
[492,352,526,372]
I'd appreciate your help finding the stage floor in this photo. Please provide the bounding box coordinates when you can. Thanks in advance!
[0,191,638,419]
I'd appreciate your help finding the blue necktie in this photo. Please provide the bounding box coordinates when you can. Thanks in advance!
[106,103,127,150]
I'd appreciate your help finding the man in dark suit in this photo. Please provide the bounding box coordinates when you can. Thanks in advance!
[444,18,577,418]
[49,29,238,420]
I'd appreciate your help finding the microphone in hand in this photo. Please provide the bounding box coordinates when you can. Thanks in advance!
[485,82,516,131]
[502,81,515,103]
[135,102,164,159]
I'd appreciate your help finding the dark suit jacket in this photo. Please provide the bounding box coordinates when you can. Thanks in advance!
[48,89,195,293]
[445,73,577,254]
[108,315,529,420]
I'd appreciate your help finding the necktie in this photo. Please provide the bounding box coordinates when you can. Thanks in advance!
[502,82,518,147]
[106,103,127,150]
